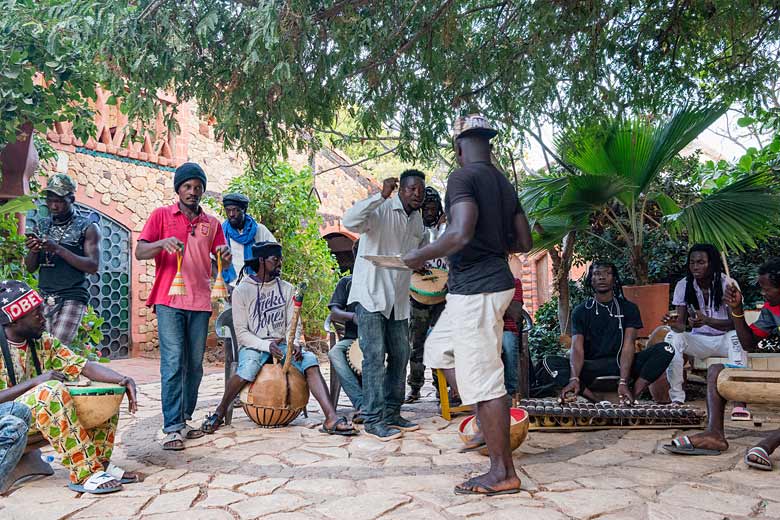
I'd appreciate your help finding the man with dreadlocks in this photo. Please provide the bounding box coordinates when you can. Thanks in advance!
[200,242,357,436]
[665,257,780,469]
[406,187,448,403]
[558,262,675,404]
[662,244,749,415]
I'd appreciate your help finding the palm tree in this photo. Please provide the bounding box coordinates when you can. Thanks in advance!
[523,105,780,285]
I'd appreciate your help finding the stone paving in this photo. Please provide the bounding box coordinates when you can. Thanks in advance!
[2,363,779,520]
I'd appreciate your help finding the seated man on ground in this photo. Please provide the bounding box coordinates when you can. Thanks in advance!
[665,257,780,470]
[557,262,675,404]
[0,281,139,494]
[327,240,364,421]
[0,402,31,494]
[662,244,749,417]
[201,242,357,436]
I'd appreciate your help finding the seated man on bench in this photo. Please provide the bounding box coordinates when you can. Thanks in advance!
[666,257,780,470]
[556,262,675,404]
[201,242,357,436]
[0,280,139,494]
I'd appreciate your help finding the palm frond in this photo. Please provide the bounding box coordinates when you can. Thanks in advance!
[550,174,633,217]
[554,123,616,177]
[665,171,780,252]
[529,215,588,255]
[0,196,34,215]
[520,175,569,215]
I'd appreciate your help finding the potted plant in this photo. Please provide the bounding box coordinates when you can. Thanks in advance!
[524,105,780,335]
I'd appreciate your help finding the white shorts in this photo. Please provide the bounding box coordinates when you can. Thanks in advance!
[423,288,514,406]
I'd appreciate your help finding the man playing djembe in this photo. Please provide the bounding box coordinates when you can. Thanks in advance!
[0,281,139,494]
[200,242,356,435]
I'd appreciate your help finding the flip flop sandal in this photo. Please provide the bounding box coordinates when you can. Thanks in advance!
[352,413,364,425]
[731,406,752,421]
[745,447,774,471]
[454,478,521,497]
[162,431,185,451]
[183,424,206,439]
[319,416,359,436]
[200,413,224,434]
[663,435,722,456]
[68,471,123,494]
[106,462,139,484]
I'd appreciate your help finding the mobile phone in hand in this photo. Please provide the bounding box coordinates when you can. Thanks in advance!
[25,232,39,241]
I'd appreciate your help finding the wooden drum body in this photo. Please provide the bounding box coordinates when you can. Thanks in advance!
[717,369,780,406]
[458,407,529,456]
[410,269,448,306]
[68,383,125,429]
[346,340,363,376]
[240,363,310,428]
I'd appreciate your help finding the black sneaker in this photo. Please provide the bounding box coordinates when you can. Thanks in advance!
[364,423,403,442]
[386,416,420,432]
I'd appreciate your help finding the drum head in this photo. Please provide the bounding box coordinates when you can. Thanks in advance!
[410,269,448,305]
[347,340,362,376]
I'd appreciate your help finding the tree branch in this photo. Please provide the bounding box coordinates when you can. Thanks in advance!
[315,145,400,175]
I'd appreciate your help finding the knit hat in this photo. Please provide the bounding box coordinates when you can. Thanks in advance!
[222,193,250,210]
[173,162,207,192]
[0,281,43,325]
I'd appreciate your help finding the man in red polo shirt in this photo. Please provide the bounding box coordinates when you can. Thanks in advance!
[136,162,231,451]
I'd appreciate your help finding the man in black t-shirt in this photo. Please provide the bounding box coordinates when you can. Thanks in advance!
[403,115,532,497]
[24,174,101,345]
[327,240,363,417]
[557,262,675,404]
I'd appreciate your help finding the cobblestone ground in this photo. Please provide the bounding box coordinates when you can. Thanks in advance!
[2,364,779,520]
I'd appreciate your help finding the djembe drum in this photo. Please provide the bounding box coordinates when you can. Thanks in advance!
[409,269,448,306]
[240,283,310,428]
[68,383,125,429]
[346,340,363,376]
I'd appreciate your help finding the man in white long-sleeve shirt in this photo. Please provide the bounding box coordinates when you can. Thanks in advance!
[199,242,357,436]
[343,170,426,441]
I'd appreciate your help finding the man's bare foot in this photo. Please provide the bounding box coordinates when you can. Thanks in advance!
[454,473,521,496]
[684,432,729,452]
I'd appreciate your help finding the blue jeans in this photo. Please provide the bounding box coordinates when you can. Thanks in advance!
[156,305,212,433]
[0,402,31,491]
[236,346,319,381]
[356,304,410,426]
[501,331,519,396]
[328,338,363,410]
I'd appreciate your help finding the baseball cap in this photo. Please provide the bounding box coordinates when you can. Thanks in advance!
[44,174,77,197]
[452,114,498,141]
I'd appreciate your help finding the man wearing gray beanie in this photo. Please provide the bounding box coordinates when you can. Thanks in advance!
[136,162,231,451]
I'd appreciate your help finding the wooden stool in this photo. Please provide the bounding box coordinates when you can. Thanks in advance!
[436,368,471,421]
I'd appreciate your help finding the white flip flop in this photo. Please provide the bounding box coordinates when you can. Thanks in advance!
[68,471,123,494]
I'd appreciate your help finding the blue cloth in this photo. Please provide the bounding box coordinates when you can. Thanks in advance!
[0,402,31,492]
[156,305,212,433]
[501,331,520,395]
[328,338,363,410]
[355,304,410,426]
[236,346,319,381]
[222,215,259,283]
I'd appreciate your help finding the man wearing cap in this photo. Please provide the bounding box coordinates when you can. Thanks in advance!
[24,173,101,345]
[136,162,231,451]
[403,116,532,496]
[200,242,357,436]
[0,280,139,494]
[221,193,275,287]
[342,169,426,441]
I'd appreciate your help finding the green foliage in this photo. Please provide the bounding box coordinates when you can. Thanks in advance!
[225,163,340,338]
[0,197,36,285]
[99,2,780,163]
[70,306,108,362]
[528,282,588,362]
[0,1,117,148]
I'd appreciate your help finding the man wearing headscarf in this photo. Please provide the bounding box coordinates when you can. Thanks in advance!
[221,193,276,286]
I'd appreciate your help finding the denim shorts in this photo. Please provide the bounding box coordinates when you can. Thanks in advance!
[237,346,319,381]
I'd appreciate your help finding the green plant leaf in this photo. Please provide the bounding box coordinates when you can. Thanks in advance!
[648,192,681,215]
